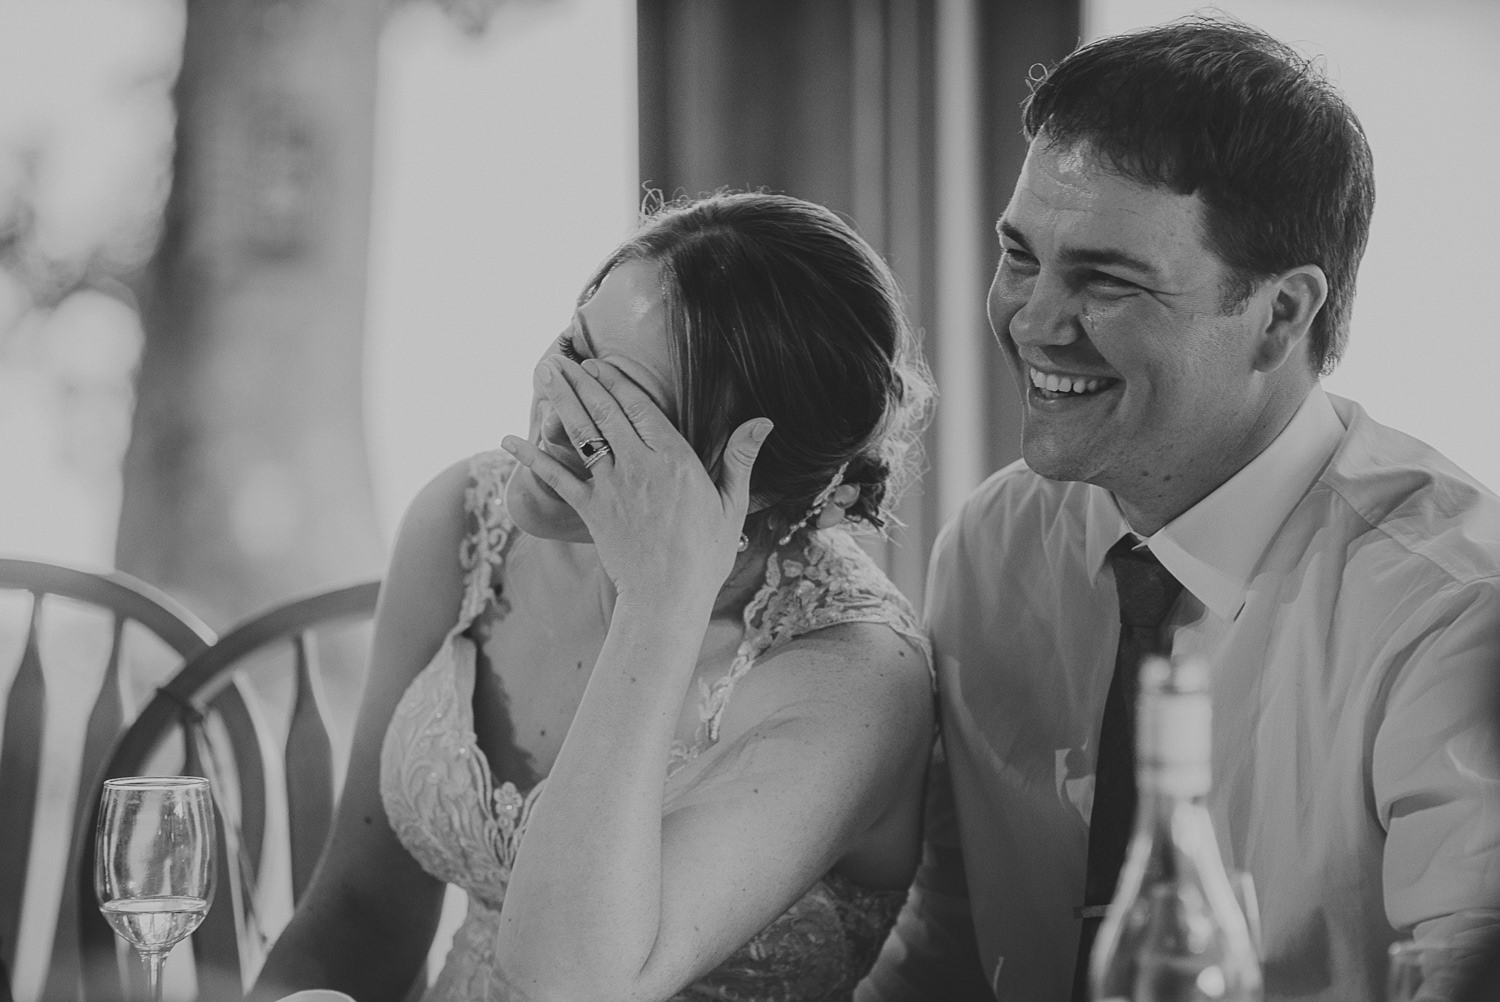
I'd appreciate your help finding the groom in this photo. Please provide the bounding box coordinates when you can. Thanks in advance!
[860,16,1500,1002]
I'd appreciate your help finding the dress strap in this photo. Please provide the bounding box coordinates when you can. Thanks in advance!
[668,529,931,774]
[455,450,516,631]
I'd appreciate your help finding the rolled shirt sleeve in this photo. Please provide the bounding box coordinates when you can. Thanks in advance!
[1376,579,1500,990]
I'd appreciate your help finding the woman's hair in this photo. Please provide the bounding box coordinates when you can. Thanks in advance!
[1022,15,1375,375]
[583,190,933,542]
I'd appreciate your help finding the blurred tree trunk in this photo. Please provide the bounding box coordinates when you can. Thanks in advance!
[117,0,386,628]
[111,14,387,987]
[70,1,499,996]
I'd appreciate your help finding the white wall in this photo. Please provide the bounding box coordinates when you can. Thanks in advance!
[361,0,639,975]
[365,0,639,545]
[0,3,639,995]
[0,0,641,565]
[1087,0,1500,491]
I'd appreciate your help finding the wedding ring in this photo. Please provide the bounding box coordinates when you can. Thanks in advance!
[576,436,609,461]
[580,439,613,469]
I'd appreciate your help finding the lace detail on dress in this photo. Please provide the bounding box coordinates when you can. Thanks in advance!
[379,451,521,905]
[457,450,514,625]
[669,871,905,1002]
[380,450,928,1001]
[380,641,513,902]
[672,530,931,771]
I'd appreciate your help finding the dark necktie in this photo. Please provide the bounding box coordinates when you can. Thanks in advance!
[1071,536,1184,1001]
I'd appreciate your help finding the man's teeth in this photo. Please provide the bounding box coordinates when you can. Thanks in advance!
[1030,369,1107,394]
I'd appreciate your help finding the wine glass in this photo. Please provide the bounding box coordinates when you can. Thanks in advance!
[95,775,217,1002]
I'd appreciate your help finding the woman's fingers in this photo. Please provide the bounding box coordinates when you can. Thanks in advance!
[716,419,775,509]
[501,434,589,507]
[537,358,621,469]
[585,358,680,449]
[549,356,656,462]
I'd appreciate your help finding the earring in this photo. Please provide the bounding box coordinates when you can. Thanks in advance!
[737,533,749,553]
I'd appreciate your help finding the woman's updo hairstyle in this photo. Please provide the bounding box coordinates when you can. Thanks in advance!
[583,190,932,543]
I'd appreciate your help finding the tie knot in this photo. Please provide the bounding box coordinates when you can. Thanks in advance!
[1108,537,1184,628]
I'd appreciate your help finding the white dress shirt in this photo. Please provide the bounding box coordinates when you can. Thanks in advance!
[859,388,1500,1001]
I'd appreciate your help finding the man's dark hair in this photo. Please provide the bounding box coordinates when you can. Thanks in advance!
[1022,16,1375,375]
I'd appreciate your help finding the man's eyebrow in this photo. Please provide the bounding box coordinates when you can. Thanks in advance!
[1059,245,1162,279]
[998,219,1164,280]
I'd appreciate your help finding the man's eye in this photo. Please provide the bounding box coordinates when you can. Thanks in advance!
[1089,271,1137,291]
[1001,247,1038,269]
[555,333,584,361]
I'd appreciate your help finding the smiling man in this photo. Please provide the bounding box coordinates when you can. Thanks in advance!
[858,16,1500,1002]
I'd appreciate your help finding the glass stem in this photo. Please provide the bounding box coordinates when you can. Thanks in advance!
[140,948,167,1002]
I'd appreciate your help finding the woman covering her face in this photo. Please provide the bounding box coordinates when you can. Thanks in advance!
[251,191,936,1002]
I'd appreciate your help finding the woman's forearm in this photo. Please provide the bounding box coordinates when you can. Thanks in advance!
[494,591,715,1000]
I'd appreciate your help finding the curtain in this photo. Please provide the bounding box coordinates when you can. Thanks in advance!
[637,0,1080,603]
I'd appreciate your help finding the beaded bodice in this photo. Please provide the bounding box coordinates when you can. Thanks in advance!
[379,451,929,1001]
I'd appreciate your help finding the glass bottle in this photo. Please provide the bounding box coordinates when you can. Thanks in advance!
[1090,656,1263,1001]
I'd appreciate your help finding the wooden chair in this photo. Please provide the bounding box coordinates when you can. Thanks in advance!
[0,557,215,1002]
[78,579,382,1001]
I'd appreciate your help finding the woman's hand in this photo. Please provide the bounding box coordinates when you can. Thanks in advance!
[501,354,772,604]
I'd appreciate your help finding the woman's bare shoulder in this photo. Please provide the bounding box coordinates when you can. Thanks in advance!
[394,456,478,551]
[721,620,932,747]
[662,620,931,867]
[369,458,479,671]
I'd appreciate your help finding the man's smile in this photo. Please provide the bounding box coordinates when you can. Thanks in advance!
[1025,365,1118,400]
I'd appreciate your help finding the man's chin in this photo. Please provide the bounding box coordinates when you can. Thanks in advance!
[1019,436,1092,485]
[1025,461,1081,484]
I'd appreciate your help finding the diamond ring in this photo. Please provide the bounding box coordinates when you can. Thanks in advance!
[578,437,612,469]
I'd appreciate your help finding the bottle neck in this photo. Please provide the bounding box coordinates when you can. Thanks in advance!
[1134,782,1211,833]
[1137,685,1212,793]
[1130,665,1229,891]
[1131,783,1231,889]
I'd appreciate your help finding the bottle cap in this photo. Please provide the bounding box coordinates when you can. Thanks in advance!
[1137,655,1212,793]
[1140,654,1208,695]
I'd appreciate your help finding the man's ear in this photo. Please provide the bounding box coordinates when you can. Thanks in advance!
[1253,264,1328,372]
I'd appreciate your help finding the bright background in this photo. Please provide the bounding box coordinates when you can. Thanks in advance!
[1088,0,1500,491]
[1,0,1496,572]
[364,0,638,544]
[0,0,639,574]
[0,2,636,996]
[0,0,1496,998]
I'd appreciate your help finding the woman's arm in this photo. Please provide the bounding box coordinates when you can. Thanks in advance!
[855,738,999,1002]
[493,355,932,1001]
[249,460,473,1002]
[501,613,931,1002]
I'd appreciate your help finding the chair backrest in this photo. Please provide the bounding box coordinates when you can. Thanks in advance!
[0,557,215,1002]
[78,580,381,1002]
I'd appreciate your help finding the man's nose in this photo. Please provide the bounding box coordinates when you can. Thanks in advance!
[1007,272,1081,348]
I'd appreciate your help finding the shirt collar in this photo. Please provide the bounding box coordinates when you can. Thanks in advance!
[1085,385,1346,620]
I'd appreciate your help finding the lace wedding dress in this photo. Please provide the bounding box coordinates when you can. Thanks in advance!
[379,451,929,1001]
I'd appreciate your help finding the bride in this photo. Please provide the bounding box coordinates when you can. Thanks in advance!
[251,191,936,1002]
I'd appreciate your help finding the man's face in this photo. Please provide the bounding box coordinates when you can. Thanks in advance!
[988,137,1284,529]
